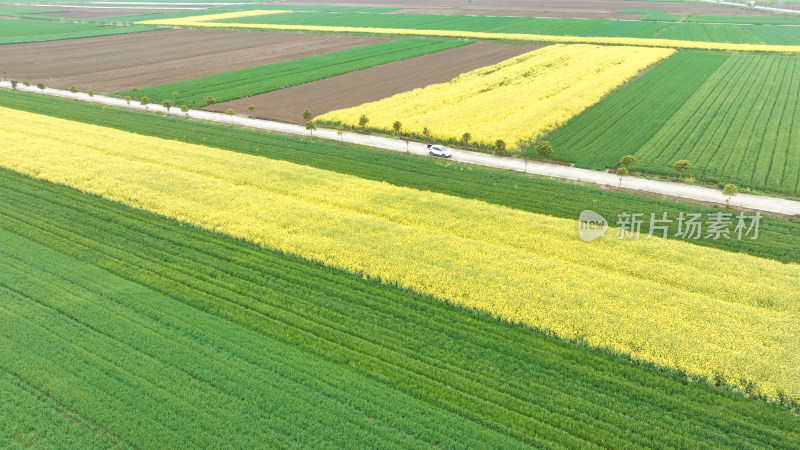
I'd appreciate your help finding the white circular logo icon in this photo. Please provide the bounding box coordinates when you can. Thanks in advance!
[578,210,608,242]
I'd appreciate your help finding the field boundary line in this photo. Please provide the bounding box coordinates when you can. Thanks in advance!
[2,81,799,216]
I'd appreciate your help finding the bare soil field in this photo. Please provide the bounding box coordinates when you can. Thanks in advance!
[285,0,780,18]
[0,29,390,93]
[207,42,541,123]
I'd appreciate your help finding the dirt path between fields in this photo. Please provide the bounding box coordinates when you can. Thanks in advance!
[0,29,391,93]
[4,82,799,216]
[207,42,543,123]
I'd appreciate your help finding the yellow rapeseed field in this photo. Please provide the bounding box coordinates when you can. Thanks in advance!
[318,44,673,148]
[137,10,290,25]
[136,10,800,54]
[1,106,798,402]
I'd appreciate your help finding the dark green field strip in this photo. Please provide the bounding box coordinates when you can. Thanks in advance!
[634,54,800,195]
[211,10,800,45]
[0,369,126,449]
[1,170,799,447]
[542,52,728,170]
[0,18,155,44]
[114,38,469,106]
[3,89,800,263]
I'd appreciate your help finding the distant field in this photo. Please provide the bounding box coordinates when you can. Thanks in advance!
[0,18,154,44]
[581,20,800,44]
[0,29,388,93]
[683,15,800,25]
[217,10,611,35]
[204,9,800,45]
[115,38,468,106]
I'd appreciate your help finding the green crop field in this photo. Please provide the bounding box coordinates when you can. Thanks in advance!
[0,18,155,44]
[543,52,728,169]
[3,89,800,264]
[115,38,469,106]
[634,54,800,194]
[543,52,800,196]
[1,167,799,447]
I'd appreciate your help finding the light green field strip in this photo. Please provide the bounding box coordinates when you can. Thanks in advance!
[0,106,798,403]
[137,10,800,53]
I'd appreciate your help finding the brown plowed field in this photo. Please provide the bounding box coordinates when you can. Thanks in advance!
[207,42,542,124]
[0,29,391,93]
[285,0,780,18]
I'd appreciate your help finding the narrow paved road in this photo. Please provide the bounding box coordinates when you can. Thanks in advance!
[3,82,799,216]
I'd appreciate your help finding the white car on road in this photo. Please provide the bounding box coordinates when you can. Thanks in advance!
[427,144,453,158]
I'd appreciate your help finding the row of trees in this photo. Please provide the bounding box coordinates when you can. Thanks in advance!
[615,155,739,205]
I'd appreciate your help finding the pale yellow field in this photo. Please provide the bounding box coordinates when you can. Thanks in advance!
[319,44,673,148]
[1,106,798,402]
[136,10,800,54]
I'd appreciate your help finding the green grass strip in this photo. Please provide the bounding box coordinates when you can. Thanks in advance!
[114,38,469,106]
[0,168,798,447]
[0,18,155,44]
[1,88,799,264]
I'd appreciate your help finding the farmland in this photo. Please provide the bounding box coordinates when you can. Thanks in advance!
[633,54,800,195]
[167,8,800,47]
[542,52,800,196]
[319,44,674,149]
[2,168,799,447]
[0,29,390,93]
[2,0,800,446]
[4,88,800,264]
[544,52,730,169]
[2,105,800,405]
[0,18,155,44]
[210,42,541,123]
[115,38,469,106]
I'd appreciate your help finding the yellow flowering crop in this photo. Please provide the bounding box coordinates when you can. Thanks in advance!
[319,44,673,148]
[136,10,800,54]
[1,106,799,402]
[136,9,290,26]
